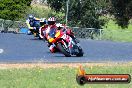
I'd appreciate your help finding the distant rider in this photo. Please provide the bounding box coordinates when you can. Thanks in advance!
[26,14,41,35]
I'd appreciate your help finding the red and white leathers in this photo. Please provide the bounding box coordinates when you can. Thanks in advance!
[47,24,58,53]
[45,17,58,53]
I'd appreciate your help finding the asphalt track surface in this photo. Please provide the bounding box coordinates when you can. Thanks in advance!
[0,33,132,63]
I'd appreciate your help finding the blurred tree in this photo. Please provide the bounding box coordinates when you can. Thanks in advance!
[68,0,82,27]
[47,0,66,12]
[47,0,109,28]
[68,0,107,28]
[80,0,105,28]
[0,0,32,21]
[111,0,132,28]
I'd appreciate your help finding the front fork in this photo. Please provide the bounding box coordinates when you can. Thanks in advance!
[62,34,80,55]
[65,37,76,55]
[68,37,80,55]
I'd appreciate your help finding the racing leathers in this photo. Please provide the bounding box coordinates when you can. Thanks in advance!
[26,17,41,35]
[45,24,58,53]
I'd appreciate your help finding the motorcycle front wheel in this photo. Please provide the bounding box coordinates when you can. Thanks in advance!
[76,46,84,57]
[57,42,71,57]
[72,38,84,57]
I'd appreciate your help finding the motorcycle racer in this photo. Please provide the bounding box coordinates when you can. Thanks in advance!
[45,17,58,53]
[26,14,41,35]
[44,17,79,53]
[44,22,83,56]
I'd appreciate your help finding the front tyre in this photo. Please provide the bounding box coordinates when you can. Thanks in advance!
[76,46,84,57]
[57,43,71,57]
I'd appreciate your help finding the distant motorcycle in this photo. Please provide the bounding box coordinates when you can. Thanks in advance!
[30,20,46,40]
[47,26,84,57]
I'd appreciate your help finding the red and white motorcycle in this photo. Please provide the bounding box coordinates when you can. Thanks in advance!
[44,23,84,57]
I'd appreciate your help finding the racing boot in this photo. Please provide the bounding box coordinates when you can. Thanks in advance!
[46,41,52,47]
[49,44,56,53]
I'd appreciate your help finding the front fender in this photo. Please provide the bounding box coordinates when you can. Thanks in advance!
[57,39,68,49]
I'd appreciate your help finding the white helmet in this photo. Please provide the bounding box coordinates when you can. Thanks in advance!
[48,17,56,22]
[48,17,56,25]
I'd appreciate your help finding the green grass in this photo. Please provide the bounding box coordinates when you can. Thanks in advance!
[0,66,131,88]
[102,19,132,42]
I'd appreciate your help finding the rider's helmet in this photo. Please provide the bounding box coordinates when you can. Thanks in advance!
[48,17,56,25]
[28,14,34,22]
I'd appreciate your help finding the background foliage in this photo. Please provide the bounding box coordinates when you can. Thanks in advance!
[47,0,66,12]
[0,0,32,21]
[111,0,132,28]
[23,4,51,21]
[47,0,109,28]
[46,0,132,28]
[0,0,132,28]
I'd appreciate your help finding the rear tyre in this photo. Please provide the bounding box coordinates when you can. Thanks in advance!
[57,43,71,57]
